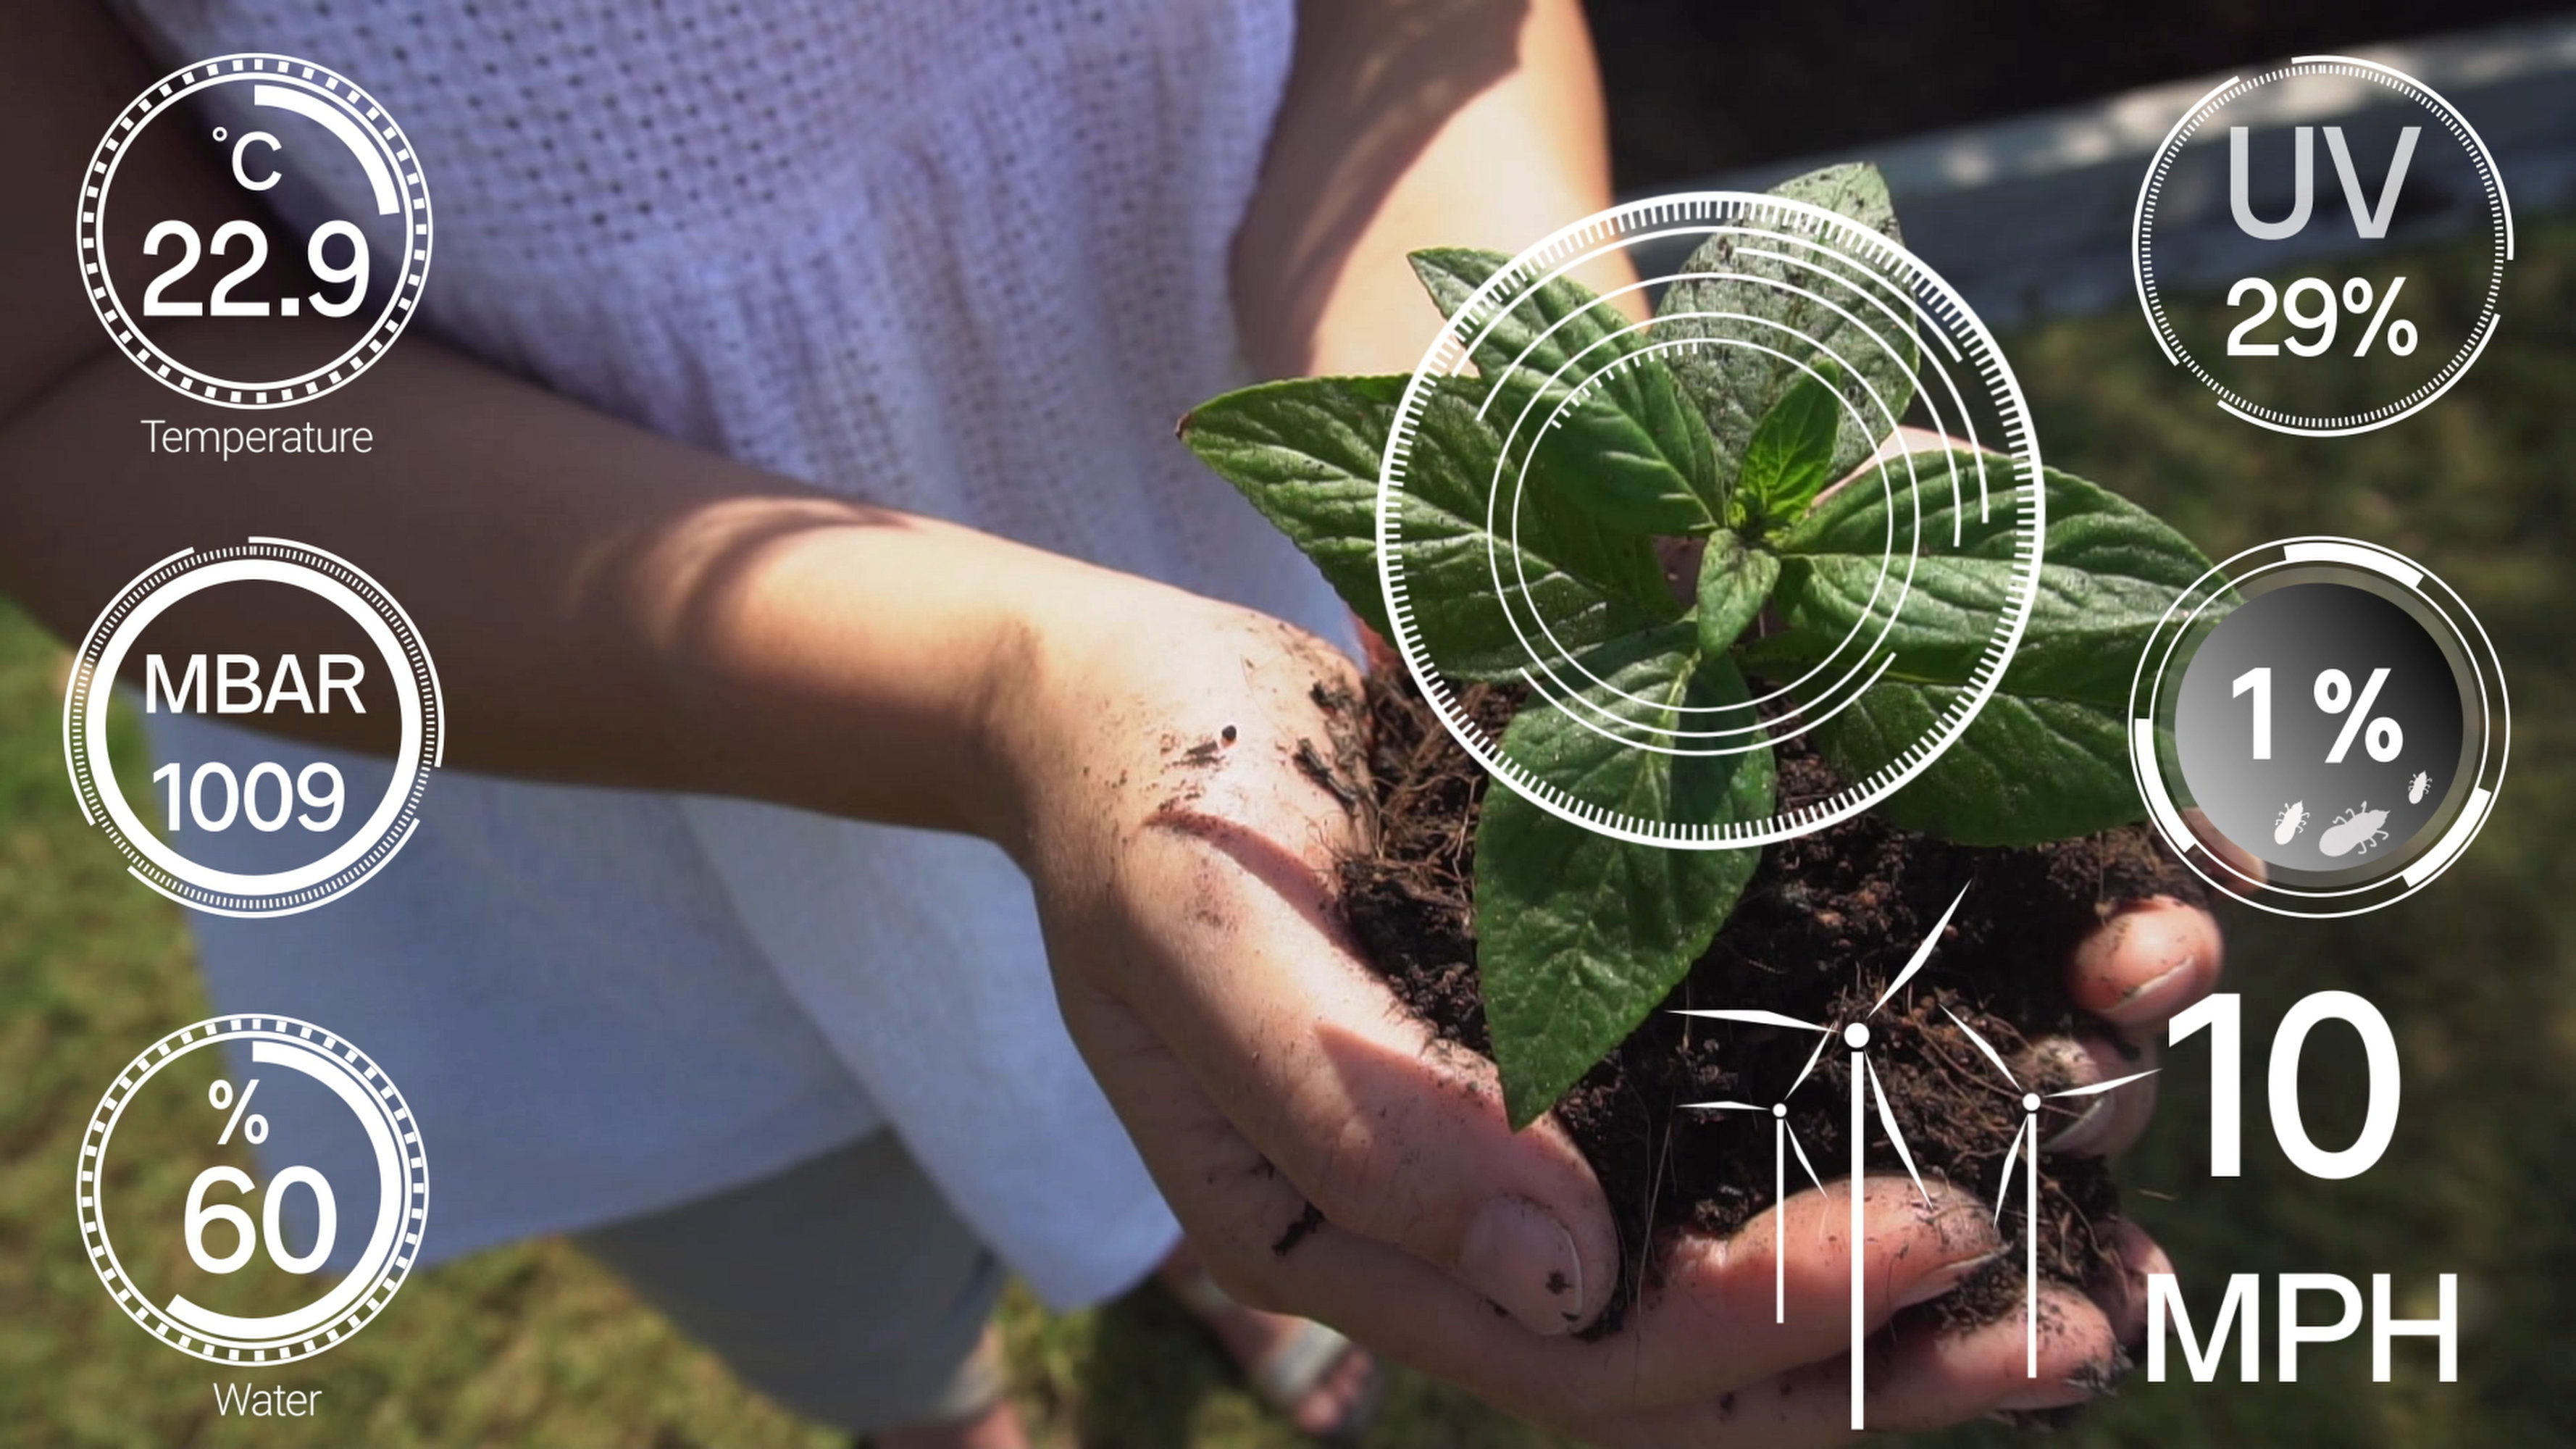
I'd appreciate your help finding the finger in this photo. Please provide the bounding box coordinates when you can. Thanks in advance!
[2183,805,2270,885]
[1151,1172,2006,1424]
[2022,1033,2161,1157]
[1053,973,1334,1297]
[2063,897,2225,1035]
[1053,1003,1610,1416]
[1352,616,1402,677]
[1600,1281,2123,1446]
[1870,1279,2125,1426]
[2085,1217,2174,1349]
[1092,809,1619,1335]
[1081,1002,2047,1427]
[1596,1177,2006,1403]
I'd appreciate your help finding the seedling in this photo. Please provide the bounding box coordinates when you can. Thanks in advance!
[1182,164,2220,1125]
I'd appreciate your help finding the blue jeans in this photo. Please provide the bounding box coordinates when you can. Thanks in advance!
[580,1131,1007,1431]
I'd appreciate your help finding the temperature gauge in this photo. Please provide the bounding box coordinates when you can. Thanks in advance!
[76,54,431,407]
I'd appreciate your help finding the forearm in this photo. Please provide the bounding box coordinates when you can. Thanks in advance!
[0,2,1079,841]
[0,335,1062,844]
[1234,0,1623,378]
[0,0,1619,851]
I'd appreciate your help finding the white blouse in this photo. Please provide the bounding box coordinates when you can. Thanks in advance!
[124,0,1344,1308]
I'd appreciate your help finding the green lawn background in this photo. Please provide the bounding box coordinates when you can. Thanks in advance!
[1,222,2568,1447]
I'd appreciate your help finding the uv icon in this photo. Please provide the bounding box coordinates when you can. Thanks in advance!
[2133,56,2514,436]
[2230,125,2419,241]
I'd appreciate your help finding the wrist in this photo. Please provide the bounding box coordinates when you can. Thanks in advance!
[966,555,1174,869]
[643,499,1090,848]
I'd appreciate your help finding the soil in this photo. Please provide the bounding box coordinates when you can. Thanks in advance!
[1328,668,2206,1340]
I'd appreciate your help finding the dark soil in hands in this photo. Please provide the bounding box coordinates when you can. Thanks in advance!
[1331,669,2205,1334]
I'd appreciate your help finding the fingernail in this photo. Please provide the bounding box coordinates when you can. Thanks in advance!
[2099,959,2196,1027]
[1460,1197,1584,1335]
[1896,1248,2005,1309]
[1996,1355,2123,1412]
[1994,1377,2097,1412]
[2043,1095,2115,1155]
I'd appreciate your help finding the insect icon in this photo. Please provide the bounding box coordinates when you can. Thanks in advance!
[2320,803,2392,858]
[2272,801,2309,845]
[2407,771,2432,804]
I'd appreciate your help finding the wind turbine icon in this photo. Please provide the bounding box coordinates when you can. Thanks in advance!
[1673,1019,1831,1324]
[1941,1009,2158,1377]
[1676,882,1970,1432]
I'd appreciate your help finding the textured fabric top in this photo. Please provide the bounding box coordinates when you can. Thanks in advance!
[122,0,1337,1308]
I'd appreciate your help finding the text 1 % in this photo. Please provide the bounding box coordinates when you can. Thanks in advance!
[2232,666,2405,763]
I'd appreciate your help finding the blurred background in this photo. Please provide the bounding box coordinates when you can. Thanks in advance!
[4,3,2572,1444]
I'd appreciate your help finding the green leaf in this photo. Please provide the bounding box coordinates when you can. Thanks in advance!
[1476,632,1773,1127]
[1764,451,2212,708]
[1657,163,1918,485]
[1410,249,1723,535]
[1695,530,1778,657]
[1772,162,1906,240]
[1180,375,1408,640]
[1182,375,1677,680]
[1737,357,1845,530]
[1394,383,1683,677]
[1809,686,2133,844]
[1741,450,2217,843]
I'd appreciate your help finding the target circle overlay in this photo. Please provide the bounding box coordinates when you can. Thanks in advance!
[61,538,443,916]
[2127,535,2508,919]
[77,1015,429,1364]
[77,53,432,408]
[1376,192,2046,848]
[2130,56,2513,437]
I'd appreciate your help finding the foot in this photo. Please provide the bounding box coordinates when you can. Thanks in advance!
[874,1328,1028,1449]
[1161,1244,1380,1440]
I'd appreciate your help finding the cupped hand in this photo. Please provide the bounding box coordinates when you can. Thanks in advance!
[989,566,2222,1444]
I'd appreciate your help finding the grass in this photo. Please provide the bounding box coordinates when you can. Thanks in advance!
[1,218,2569,1446]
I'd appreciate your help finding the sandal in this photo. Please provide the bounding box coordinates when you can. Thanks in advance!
[1164,1266,1382,1442]
[853,1327,1012,1448]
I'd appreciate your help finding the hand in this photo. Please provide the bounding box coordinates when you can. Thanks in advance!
[990,566,2224,1444]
